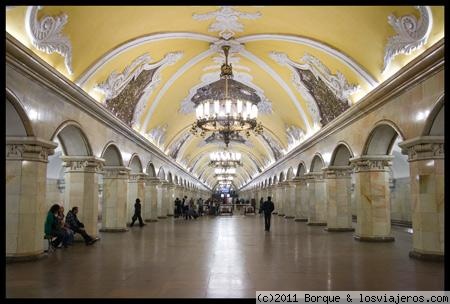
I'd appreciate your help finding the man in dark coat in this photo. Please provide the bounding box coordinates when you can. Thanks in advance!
[130,198,145,227]
[66,206,98,245]
[261,196,275,231]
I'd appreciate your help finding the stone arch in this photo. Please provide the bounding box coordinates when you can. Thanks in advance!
[286,167,295,180]
[6,88,34,136]
[157,167,166,180]
[310,154,325,172]
[174,175,179,185]
[167,172,173,183]
[101,142,124,166]
[423,95,444,136]
[268,177,272,186]
[330,142,354,166]
[279,171,285,182]
[296,161,307,176]
[363,121,404,155]
[51,121,93,156]
[146,162,156,177]
[273,175,278,184]
[128,154,143,173]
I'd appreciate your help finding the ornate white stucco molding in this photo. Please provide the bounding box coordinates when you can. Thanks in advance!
[178,71,272,115]
[25,6,73,75]
[193,6,262,40]
[285,125,306,152]
[94,51,183,127]
[270,51,359,125]
[382,6,433,73]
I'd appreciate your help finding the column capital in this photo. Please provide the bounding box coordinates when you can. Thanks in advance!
[129,172,148,182]
[398,136,444,161]
[304,171,324,181]
[61,156,105,173]
[6,136,57,162]
[292,176,307,184]
[102,166,131,178]
[323,165,353,178]
[350,155,394,173]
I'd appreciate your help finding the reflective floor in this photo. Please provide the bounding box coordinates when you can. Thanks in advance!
[6,215,444,298]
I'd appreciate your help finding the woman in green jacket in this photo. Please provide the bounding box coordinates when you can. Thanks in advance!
[44,204,67,248]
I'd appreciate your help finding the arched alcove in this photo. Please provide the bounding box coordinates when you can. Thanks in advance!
[157,167,166,180]
[330,143,353,166]
[363,122,404,155]
[279,171,285,182]
[146,162,156,177]
[167,172,173,183]
[128,154,143,174]
[287,167,294,180]
[101,143,124,166]
[423,97,444,136]
[6,89,34,136]
[310,154,325,172]
[297,162,307,176]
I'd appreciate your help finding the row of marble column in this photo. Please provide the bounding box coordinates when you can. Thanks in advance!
[5,137,209,261]
[240,136,444,260]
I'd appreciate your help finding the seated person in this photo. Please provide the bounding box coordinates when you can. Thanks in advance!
[44,204,69,248]
[65,206,98,246]
[57,205,74,246]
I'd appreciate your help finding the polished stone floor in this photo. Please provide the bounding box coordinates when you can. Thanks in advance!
[6,215,444,298]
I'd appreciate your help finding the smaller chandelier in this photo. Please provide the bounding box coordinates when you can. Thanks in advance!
[190,45,263,146]
[216,175,234,181]
[209,151,242,167]
[214,167,236,175]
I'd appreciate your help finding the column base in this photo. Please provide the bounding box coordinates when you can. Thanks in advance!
[284,216,295,219]
[325,227,355,232]
[145,219,158,222]
[294,218,308,222]
[99,228,128,232]
[353,235,395,242]
[307,222,327,226]
[157,216,167,219]
[409,250,444,262]
[6,252,47,263]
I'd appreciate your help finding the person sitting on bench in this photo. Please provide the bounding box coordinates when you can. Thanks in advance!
[65,207,98,246]
[44,204,69,249]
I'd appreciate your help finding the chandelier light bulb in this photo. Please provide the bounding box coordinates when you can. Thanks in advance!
[204,102,210,117]
[251,104,258,119]
[237,99,242,114]
[214,100,220,116]
[225,99,231,114]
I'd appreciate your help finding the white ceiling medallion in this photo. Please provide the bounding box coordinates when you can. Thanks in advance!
[270,51,359,125]
[382,6,432,73]
[193,6,262,40]
[25,6,73,75]
[95,51,183,128]
[179,71,272,115]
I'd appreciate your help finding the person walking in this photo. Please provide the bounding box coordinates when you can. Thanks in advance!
[261,196,275,231]
[130,198,145,227]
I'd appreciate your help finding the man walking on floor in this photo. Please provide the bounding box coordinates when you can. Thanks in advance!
[130,198,145,227]
[261,196,275,231]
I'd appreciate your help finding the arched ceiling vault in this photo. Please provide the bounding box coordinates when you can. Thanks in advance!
[6,6,444,189]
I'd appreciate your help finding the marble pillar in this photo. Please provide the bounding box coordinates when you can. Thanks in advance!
[6,137,57,262]
[144,177,159,222]
[285,181,296,219]
[157,181,167,219]
[305,172,327,225]
[100,166,130,232]
[293,177,308,222]
[399,136,444,260]
[127,173,147,225]
[350,155,395,241]
[324,166,354,232]
[166,183,175,216]
[62,156,104,238]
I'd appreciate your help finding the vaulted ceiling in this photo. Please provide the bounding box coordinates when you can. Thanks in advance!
[6,6,444,190]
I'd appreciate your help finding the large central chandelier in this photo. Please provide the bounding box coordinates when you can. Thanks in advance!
[190,45,263,146]
[209,151,242,168]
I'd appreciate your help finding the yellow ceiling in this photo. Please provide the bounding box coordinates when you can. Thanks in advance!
[6,5,444,189]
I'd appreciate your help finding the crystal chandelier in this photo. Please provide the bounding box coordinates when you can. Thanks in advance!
[209,151,242,168]
[190,45,263,146]
[214,167,236,175]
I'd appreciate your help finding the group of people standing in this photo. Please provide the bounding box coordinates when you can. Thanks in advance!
[174,196,202,220]
[44,204,98,249]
